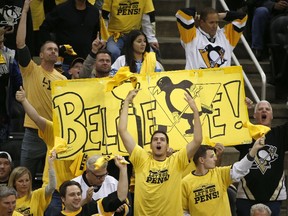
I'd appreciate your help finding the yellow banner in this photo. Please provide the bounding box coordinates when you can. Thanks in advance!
[51,66,251,159]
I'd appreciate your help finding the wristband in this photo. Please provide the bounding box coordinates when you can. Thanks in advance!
[246,153,254,161]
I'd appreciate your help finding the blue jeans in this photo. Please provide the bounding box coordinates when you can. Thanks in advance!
[236,199,282,216]
[251,7,270,49]
[20,128,46,183]
[106,35,127,63]
[44,190,62,216]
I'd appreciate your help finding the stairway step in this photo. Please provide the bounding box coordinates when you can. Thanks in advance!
[156,16,178,38]
[154,0,214,16]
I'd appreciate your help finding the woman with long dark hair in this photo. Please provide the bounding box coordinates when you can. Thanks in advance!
[111,30,164,75]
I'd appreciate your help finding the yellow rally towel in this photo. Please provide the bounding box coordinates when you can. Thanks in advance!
[50,136,68,156]
[111,32,123,42]
[94,155,129,170]
[63,44,77,56]
[106,67,137,91]
[202,136,215,146]
[140,52,156,76]
[0,53,6,64]
[100,16,110,41]
[69,152,88,177]
[243,121,271,140]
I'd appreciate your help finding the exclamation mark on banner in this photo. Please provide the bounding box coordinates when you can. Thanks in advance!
[223,81,242,129]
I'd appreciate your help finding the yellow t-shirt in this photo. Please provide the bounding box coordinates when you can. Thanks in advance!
[130,145,189,216]
[55,0,96,5]
[12,211,23,216]
[39,120,75,190]
[20,60,67,129]
[102,0,154,34]
[15,187,51,215]
[182,166,233,215]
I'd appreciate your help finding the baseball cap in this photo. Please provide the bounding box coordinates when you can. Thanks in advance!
[0,151,12,162]
[70,57,84,69]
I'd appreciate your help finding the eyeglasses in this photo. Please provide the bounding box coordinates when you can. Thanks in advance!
[90,171,108,180]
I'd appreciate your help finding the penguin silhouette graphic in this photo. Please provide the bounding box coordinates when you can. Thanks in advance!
[199,44,227,68]
[153,76,212,134]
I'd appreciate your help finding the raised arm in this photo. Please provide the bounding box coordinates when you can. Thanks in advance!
[230,136,265,182]
[185,93,203,159]
[16,0,31,49]
[115,156,128,202]
[118,89,140,154]
[45,151,56,197]
[15,86,46,132]
[142,12,159,50]
[80,32,105,78]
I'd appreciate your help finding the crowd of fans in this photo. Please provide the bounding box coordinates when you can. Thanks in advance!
[0,0,287,215]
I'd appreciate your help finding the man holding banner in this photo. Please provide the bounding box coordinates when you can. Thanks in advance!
[118,89,202,215]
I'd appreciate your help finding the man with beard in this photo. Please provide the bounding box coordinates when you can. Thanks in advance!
[80,32,112,78]
[16,0,66,187]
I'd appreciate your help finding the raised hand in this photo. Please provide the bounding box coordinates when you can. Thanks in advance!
[184,93,198,112]
[22,0,32,14]
[92,32,106,53]
[114,155,128,169]
[249,136,265,158]
[15,86,26,103]
[125,89,140,104]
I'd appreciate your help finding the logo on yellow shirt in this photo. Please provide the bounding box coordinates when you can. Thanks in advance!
[146,169,170,184]
[117,2,141,15]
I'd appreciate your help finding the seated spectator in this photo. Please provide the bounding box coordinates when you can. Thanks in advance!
[247,0,288,60]
[78,32,112,78]
[58,155,129,216]
[102,0,158,62]
[182,139,264,215]
[0,186,23,216]
[176,7,247,69]
[7,153,56,216]
[111,30,164,75]
[68,57,84,79]
[250,203,272,216]
[72,155,118,203]
[80,49,112,78]
[0,152,13,187]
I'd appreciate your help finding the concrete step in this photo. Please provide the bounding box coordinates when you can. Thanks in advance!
[156,16,178,38]
[154,0,214,16]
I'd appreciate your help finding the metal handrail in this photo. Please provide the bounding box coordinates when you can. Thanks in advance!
[218,0,266,101]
